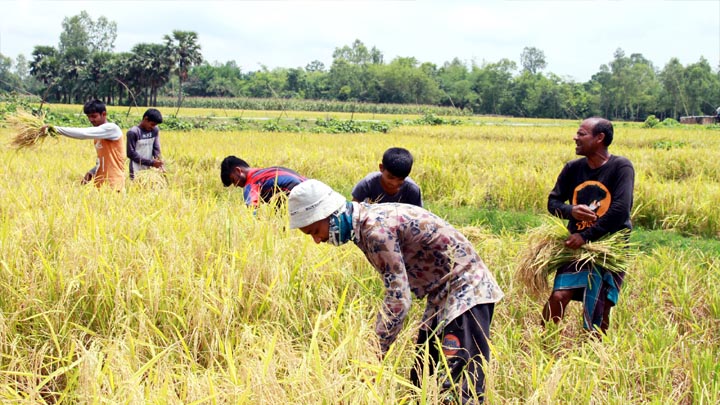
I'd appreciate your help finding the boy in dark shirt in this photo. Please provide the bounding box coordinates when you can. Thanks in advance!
[127,108,164,179]
[352,147,422,207]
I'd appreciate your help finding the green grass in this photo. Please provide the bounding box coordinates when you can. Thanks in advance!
[631,227,720,257]
[429,204,542,234]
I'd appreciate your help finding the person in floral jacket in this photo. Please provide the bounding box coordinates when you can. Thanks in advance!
[288,179,504,404]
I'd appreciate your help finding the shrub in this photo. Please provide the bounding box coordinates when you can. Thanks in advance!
[660,118,680,127]
[643,115,660,128]
[652,140,688,150]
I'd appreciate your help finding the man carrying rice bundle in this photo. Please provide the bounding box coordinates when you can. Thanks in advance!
[542,117,634,336]
[44,99,125,190]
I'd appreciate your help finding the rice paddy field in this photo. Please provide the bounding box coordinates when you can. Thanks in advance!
[0,111,719,404]
[48,103,572,125]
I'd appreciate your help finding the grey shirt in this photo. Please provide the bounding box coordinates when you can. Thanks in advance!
[352,172,423,207]
[126,125,161,179]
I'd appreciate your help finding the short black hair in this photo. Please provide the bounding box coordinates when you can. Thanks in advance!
[220,155,250,187]
[143,108,163,124]
[83,99,106,115]
[382,147,414,178]
[591,118,614,147]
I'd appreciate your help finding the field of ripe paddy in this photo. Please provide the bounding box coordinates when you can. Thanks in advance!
[0,114,718,403]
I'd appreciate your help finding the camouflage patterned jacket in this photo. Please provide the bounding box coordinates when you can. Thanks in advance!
[351,202,504,354]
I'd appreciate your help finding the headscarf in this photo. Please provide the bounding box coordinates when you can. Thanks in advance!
[328,201,354,246]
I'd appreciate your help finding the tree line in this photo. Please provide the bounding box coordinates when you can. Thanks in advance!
[0,11,718,121]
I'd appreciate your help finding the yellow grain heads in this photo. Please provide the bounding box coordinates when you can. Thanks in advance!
[515,216,634,297]
[5,109,58,149]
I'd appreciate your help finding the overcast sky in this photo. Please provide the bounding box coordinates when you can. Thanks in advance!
[1,0,718,82]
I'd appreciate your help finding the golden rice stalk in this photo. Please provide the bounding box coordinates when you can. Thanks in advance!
[515,216,635,298]
[6,109,58,149]
[132,169,168,189]
[458,225,491,244]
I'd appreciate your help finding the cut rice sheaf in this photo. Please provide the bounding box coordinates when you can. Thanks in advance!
[6,109,59,149]
[515,215,634,298]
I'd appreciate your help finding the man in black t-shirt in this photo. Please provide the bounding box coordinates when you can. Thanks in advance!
[543,117,635,336]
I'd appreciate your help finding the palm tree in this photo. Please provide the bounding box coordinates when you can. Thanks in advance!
[29,46,61,102]
[82,51,113,102]
[129,43,172,106]
[59,46,88,103]
[164,30,203,113]
[109,52,134,106]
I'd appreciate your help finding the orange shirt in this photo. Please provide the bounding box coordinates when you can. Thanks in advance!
[93,137,126,190]
[55,122,126,190]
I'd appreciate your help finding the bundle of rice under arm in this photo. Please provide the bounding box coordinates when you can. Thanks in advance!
[515,216,635,298]
[5,109,58,149]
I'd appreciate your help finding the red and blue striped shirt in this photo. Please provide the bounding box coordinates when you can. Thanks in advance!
[243,167,306,206]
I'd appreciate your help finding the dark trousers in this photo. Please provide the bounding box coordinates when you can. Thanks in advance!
[410,303,495,404]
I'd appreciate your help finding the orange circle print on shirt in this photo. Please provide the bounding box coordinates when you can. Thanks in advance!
[573,180,611,218]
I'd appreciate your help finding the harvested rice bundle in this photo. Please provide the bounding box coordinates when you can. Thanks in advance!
[458,225,491,244]
[132,168,168,189]
[515,216,634,298]
[6,109,58,149]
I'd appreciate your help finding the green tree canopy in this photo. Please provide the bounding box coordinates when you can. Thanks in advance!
[59,11,116,54]
[520,46,547,74]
